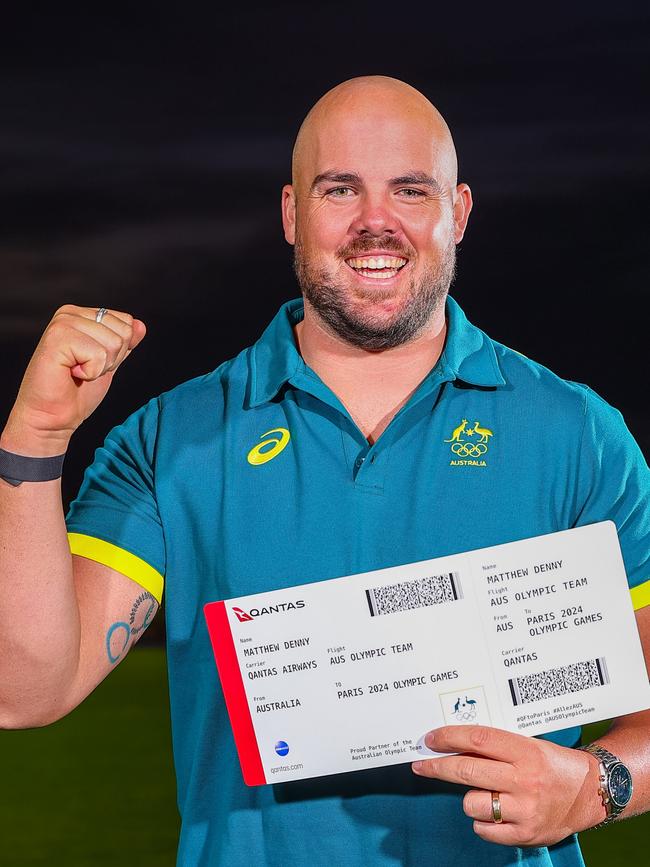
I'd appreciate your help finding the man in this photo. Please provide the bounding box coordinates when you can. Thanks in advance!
[1,76,648,867]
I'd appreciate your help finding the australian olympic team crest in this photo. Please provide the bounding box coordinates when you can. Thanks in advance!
[440,686,490,726]
[444,418,493,467]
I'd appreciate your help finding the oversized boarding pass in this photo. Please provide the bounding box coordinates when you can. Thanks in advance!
[204,521,650,786]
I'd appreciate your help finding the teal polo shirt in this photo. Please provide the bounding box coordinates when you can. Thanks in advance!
[65,294,650,867]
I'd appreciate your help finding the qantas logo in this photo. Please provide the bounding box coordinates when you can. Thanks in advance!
[232,600,306,622]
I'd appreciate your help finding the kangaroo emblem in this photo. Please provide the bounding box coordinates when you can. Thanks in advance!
[444,419,468,442]
[469,421,493,444]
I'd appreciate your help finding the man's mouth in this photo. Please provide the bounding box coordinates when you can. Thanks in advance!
[345,255,408,280]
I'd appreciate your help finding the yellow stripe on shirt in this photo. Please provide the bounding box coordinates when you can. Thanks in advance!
[631,579,650,612]
[67,533,164,604]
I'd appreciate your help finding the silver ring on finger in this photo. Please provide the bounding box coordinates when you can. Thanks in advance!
[491,791,503,823]
[95,307,108,323]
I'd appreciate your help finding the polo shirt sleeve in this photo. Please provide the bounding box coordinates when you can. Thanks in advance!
[573,386,650,611]
[64,396,165,604]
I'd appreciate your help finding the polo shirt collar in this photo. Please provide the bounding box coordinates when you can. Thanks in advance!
[248,298,305,408]
[441,295,506,387]
[248,294,505,408]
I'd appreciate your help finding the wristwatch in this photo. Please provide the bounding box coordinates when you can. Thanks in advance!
[579,743,633,827]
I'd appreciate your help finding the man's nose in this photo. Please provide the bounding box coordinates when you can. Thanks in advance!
[349,193,400,235]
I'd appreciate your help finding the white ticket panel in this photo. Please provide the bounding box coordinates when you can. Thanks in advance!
[204,521,650,786]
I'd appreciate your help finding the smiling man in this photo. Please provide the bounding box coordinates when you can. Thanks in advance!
[288,77,465,350]
[284,77,471,445]
[1,76,649,867]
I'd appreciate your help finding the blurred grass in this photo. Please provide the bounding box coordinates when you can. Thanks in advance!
[0,648,180,866]
[0,648,646,865]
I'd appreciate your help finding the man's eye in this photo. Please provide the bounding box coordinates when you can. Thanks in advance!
[327,187,354,197]
[398,188,425,198]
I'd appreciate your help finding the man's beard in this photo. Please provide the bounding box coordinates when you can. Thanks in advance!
[292,235,457,351]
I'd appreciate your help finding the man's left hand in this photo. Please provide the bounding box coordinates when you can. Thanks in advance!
[412,725,605,846]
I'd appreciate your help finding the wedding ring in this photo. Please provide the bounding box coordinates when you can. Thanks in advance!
[491,791,503,823]
[96,307,108,323]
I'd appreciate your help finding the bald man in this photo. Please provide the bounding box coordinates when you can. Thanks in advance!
[285,76,468,444]
[1,76,649,867]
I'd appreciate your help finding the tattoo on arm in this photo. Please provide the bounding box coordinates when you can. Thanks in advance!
[129,591,157,635]
[106,622,131,664]
[105,591,159,665]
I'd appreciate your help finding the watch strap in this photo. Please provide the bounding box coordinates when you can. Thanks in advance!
[0,448,66,486]
[580,743,619,768]
[578,742,630,827]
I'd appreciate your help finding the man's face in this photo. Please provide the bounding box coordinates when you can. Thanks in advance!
[283,108,470,350]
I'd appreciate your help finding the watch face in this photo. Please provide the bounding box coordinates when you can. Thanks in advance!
[608,763,633,808]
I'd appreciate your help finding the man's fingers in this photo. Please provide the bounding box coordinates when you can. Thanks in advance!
[129,318,147,349]
[82,310,146,350]
[58,316,127,372]
[96,314,145,366]
[462,789,522,823]
[59,304,135,329]
[412,754,515,791]
[423,725,530,763]
[57,304,145,350]
[471,821,529,846]
[52,308,142,373]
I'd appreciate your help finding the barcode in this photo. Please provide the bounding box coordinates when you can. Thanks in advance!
[508,656,610,707]
[365,572,463,617]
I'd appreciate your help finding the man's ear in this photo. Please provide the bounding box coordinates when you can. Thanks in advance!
[282,184,296,245]
[453,183,473,244]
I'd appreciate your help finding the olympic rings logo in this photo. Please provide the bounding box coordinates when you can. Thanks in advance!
[453,708,478,722]
[450,441,488,457]
[247,427,291,465]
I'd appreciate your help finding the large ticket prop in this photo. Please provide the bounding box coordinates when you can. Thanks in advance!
[204,521,650,786]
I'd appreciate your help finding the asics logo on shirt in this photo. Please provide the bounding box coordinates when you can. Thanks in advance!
[247,427,291,465]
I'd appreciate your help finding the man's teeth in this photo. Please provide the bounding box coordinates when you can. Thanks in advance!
[346,256,407,279]
[347,256,407,270]
[355,269,400,279]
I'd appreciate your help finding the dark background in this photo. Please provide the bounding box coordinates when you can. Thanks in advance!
[1,4,648,559]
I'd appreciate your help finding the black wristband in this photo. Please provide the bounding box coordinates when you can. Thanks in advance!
[0,447,66,486]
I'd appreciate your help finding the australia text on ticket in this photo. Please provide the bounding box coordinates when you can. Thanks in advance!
[203,520,650,786]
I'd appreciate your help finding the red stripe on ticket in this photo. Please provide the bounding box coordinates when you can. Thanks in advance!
[204,601,266,786]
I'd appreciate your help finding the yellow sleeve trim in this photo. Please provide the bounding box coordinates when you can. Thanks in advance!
[67,533,164,604]
[630,579,650,612]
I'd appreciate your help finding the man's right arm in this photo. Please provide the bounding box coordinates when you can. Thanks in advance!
[0,305,150,728]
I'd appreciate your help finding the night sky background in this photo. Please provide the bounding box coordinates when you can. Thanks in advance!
[1,3,648,502]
